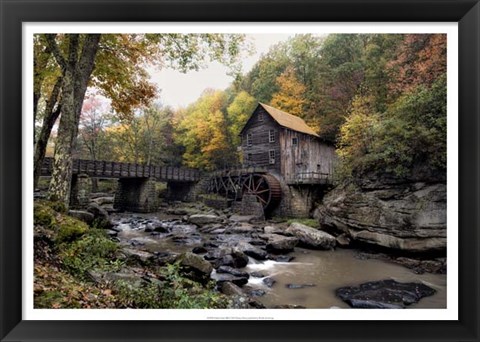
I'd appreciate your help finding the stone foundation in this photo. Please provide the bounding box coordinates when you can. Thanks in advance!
[231,194,265,220]
[273,184,325,218]
[165,181,196,202]
[198,195,230,210]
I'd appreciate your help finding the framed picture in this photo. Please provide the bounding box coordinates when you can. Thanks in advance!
[1,0,479,341]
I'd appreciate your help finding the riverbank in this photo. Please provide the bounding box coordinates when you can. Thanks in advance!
[34,200,231,309]
[34,198,446,309]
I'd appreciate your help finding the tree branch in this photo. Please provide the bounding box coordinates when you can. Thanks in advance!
[45,76,63,119]
[45,34,67,70]
[68,34,80,67]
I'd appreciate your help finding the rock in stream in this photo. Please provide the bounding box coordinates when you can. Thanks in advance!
[335,279,436,308]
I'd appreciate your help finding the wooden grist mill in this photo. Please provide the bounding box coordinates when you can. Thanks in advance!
[206,103,337,217]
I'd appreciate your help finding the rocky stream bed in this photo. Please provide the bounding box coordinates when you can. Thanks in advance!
[79,200,447,309]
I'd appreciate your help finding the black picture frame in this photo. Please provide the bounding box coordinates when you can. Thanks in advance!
[1,0,479,341]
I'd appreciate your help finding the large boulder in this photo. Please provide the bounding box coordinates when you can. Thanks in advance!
[263,225,284,235]
[260,234,298,254]
[177,252,213,284]
[228,222,256,234]
[204,248,249,269]
[335,279,436,308]
[315,180,446,253]
[87,203,113,229]
[217,266,250,279]
[220,281,245,296]
[228,214,257,223]
[234,241,268,261]
[187,214,223,226]
[120,248,155,266]
[285,223,336,250]
[211,272,249,287]
[92,196,114,206]
[68,210,94,225]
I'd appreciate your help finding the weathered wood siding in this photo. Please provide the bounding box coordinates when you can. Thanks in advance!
[279,128,336,181]
[241,107,281,172]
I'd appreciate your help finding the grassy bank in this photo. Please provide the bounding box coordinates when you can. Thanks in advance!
[33,200,228,309]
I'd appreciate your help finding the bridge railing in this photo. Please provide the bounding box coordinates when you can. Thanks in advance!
[285,171,332,185]
[41,157,200,182]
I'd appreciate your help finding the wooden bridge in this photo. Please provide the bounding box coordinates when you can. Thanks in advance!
[40,158,330,216]
[41,157,200,182]
[40,157,201,212]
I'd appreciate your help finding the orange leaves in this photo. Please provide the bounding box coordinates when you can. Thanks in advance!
[34,259,118,309]
[102,288,112,296]
[387,34,447,96]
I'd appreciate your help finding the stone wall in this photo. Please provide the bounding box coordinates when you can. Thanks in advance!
[272,182,325,218]
[231,194,265,220]
[165,181,195,202]
[198,195,230,210]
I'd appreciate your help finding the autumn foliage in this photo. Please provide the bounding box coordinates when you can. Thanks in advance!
[35,33,447,182]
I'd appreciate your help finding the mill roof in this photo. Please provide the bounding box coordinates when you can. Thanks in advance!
[257,103,320,137]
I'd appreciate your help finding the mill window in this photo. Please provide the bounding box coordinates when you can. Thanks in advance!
[269,129,275,143]
[258,112,264,121]
[269,150,275,164]
[247,133,252,146]
[292,137,298,145]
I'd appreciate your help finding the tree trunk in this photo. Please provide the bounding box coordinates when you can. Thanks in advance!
[33,76,62,189]
[33,108,61,189]
[33,41,53,145]
[47,34,101,206]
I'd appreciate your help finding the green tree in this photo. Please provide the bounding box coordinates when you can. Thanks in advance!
[337,71,446,179]
[226,91,257,148]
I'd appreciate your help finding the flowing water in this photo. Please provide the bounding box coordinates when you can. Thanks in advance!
[111,213,446,309]
[244,249,446,308]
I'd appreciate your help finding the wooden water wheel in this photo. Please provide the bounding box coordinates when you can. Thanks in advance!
[242,173,282,212]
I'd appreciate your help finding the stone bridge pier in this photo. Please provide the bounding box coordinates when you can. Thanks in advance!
[165,181,197,202]
[113,177,158,213]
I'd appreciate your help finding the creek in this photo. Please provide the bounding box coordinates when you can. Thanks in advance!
[110,211,446,309]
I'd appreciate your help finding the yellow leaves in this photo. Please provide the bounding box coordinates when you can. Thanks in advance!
[102,289,112,296]
[227,91,257,147]
[175,90,231,170]
[270,66,307,117]
[337,94,380,175]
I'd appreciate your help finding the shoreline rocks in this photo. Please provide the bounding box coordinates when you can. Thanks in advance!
[285,222,336,250]
[315,180,446,254]
[258,233,298,254]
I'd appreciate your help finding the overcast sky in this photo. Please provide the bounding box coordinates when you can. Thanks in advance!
[148,34,291,109]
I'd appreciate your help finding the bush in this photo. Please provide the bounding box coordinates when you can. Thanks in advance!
[34,202,57,228]
[337,75,446,180]
[55,216,89,243]
[58,229,121,278]
[114,263,228,309]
